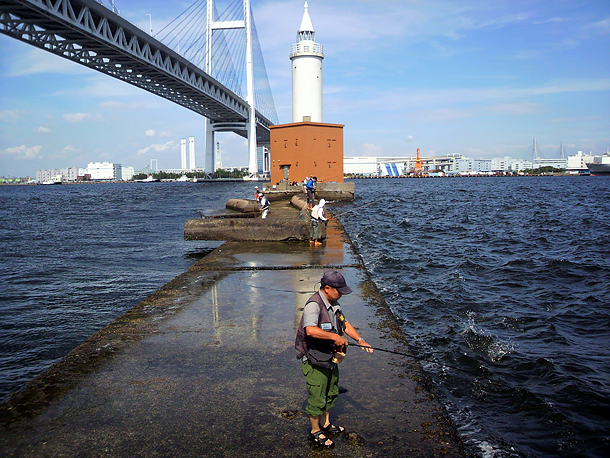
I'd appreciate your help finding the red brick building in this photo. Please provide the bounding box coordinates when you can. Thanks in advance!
[269,121,344,185]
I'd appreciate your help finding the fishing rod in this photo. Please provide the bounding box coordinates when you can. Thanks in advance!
[352,344,482,377]
[328,205,367,219]
[352,344,564,417]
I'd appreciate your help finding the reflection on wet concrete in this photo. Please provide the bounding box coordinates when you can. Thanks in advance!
[0,216,465,457]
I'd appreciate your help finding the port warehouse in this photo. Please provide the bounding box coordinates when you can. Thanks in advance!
[345,152,596,177]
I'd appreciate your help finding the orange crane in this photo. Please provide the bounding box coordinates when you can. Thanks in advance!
[414,148,423,175]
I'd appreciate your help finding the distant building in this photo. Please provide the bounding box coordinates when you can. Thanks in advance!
[36,169,59,183]
[88,161,122,180]
[257,145,270,176]
[181,139,187,170]
[344,157,378,176]
[532,158,567,170]
[35,167,81,183]
[453,158,492,174]
[378,161,404,177]
[567,151,595,173]
[491,157,511,173]
[121,166,135,181]
[215,142,223,171]
[189,136,195,170]
[510,159,533,172]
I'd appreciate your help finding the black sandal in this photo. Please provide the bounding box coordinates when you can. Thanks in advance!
[321,423,346,434]
[309,430,334,447]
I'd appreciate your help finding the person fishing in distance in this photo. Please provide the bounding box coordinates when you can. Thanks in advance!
[295,271,373,448]
[258,192,270,219]
[305,176,317,210]
[309,199,330,246]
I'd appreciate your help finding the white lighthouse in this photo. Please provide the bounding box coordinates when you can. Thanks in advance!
[290,1,324,123]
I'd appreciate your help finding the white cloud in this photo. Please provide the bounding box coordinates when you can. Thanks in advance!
[99,101,142,110]
[589,17,610,35]
[145,129,171,138]
[4,47,88,77]
[360,143,384,156]
[0,109,25,122]
[3,145,43,160]
[328,78,610,118]
[48,144,79,160]
[53,75,146,99]
[482,102,546,116]
[35,126,53,134]
[137,140,177,156]
[63,113,92,123]
[406,135,414,142]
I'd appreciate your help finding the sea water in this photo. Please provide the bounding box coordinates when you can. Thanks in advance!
[336,177,610,458]
[0,177,608,457]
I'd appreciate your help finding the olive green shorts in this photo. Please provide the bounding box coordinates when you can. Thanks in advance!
[302,360,339,417]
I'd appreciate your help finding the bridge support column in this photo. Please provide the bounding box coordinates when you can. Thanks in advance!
[205,118,215,176]
[247,109,257,176]
[245,0,257,177]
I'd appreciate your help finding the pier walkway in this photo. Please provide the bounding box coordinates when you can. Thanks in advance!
[0,216,465,457]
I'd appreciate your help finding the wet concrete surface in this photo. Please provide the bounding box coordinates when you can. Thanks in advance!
[0,214,466,457]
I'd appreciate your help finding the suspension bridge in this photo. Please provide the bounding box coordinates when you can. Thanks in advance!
[0,0,278,176]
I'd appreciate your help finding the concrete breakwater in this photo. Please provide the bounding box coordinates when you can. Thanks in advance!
[185,197,322,242]
[0,203,465,457]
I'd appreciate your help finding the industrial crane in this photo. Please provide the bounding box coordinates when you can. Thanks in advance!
[414,148,423,175]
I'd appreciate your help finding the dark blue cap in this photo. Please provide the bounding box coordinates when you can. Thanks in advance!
[321,271,352,295]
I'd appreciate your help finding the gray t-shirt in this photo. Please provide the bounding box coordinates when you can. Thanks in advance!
[301,294,342,364]
[302,292,343,356]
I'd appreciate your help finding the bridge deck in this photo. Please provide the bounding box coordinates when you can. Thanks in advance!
[0,0,273,142]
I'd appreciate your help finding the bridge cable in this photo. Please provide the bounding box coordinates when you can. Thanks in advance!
[156,0,203,40]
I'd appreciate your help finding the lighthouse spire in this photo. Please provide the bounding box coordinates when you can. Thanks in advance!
[298,2,315,41]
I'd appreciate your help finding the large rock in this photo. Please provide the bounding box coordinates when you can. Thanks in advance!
[225,199,259,213]
[184,217,324,242]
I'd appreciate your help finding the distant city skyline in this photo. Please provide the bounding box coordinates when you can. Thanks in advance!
[1,0,609,177]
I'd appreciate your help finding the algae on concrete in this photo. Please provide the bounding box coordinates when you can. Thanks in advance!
[0,210,465,458]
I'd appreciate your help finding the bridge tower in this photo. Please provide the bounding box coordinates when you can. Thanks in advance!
[290,1,324,123]
[205,0,258,176]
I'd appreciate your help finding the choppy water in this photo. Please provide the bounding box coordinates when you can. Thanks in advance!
[0,182,239,399]
[336,177,610,458]
[1,178,609,457]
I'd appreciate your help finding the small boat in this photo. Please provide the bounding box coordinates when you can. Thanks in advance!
[42,177,62,185]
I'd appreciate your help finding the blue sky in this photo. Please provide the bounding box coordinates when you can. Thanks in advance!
[1,0,609,177]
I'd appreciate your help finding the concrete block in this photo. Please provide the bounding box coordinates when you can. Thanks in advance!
[184,218,325,242]
[225,199,259,213]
